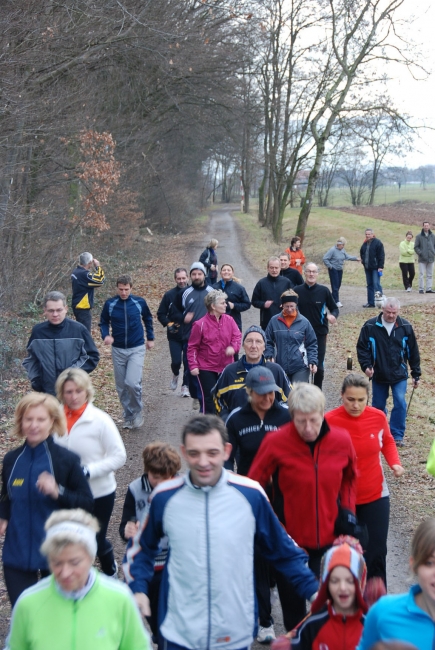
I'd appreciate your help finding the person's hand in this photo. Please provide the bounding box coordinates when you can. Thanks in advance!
[295,259,301,266]
[0,519,8,536]
[210,264,216,271]
[365,367,374,378]
[134,593,151,617]
[124,521,140,539]
[412,378,420,388]
[146,341,155,351]
[227,301,234,310]
[225,346,235,357]
[264,300,273,309]
[309,364,317,374]
[327,314,337,324]
[36,472,59,500]
[93,258,100,267]
[190,368,200,376]
[392,465,405,477]
[104,335,114,345]
[356,257,361,261]
[184,312,194,324]
[265,357,275,363]
[378,268,383,273]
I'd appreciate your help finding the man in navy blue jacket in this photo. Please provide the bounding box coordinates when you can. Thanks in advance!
[100,274,154,429]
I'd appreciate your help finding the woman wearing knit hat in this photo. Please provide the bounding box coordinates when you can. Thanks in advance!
[278,537,367,650]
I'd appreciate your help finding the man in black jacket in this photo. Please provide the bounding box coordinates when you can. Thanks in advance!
[294,263,338,390]
[356,296,420,446]
[23,291,99,395]
[279,253,304,287]
[251,257,292,329]
[157,267,189,395]
[360,228,385,308]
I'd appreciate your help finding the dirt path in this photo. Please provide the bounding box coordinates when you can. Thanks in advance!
[0,207,415,644]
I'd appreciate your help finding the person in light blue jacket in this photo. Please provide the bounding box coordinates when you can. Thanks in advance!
[124,414,318,650]
[323,237,360,306]
[358,517,435,650]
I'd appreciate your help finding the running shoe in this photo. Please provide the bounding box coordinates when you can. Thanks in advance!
[122,420,133,429]
[132,413,144,428]
[192,399,200,410]
[170,375,178,391]
[257,625,276,644]
[336,301,343,307]
[181,385,190,398]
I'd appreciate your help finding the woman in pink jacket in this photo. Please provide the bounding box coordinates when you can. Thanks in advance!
[188,290,241,413]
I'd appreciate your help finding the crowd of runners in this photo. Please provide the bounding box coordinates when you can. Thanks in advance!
[1,226,434,650]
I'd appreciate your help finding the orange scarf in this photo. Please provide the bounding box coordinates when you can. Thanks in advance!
[64,403,88,433]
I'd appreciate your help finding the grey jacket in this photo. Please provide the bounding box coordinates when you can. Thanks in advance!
[265,312,318,375]
[323,245,358,270]
[414,229,435,263]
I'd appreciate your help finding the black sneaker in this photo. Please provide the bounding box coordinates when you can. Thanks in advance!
[363,303,375,308]
[426,289,434,293]
[419,290,424,294]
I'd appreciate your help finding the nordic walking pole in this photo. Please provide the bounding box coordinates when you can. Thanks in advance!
[407,386,416,417]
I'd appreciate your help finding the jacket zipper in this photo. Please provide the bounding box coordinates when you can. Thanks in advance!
[205,491,211,650]
[73,600,77,650]
[124,299,128,348]
[28,448,34,570]
[315,443,320,549]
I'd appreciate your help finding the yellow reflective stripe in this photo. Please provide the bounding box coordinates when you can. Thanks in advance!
[76,294,91,309]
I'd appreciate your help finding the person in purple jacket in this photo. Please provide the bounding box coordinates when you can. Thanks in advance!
[187,290,241,413]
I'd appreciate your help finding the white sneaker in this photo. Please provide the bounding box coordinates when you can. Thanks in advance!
[181,385,190,398]
[192,399,200,410]
[257,624,276,644]
[406,287,412,292]
[170,375,178,391]
[132,413,144,428]
[336,301,343,307]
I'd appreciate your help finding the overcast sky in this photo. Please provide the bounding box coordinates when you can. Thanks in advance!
[389,0,435,167]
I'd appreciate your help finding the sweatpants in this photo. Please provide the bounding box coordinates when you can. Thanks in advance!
[111,344,145,420]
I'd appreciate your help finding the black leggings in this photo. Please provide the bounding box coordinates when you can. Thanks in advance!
[275,547,326,631]
[399,263,415,290]
[198,370,219,413]
[94,491,116,576]
[356,496,390,586]
[313,334,327,390]
[4,565,50,607]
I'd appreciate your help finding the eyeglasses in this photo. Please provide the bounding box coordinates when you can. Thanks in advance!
[306,270,318,274]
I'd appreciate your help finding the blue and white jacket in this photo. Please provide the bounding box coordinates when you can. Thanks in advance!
[100,294,154,349]
[123,469,318,650]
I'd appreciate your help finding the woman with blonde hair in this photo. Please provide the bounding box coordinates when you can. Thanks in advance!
[187,289,241,413]
[6,509,150,649]
[199,238,219,284]
[55,368,126,577]
[0,393,93,606]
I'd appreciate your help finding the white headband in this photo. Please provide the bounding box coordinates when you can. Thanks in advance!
[45,522,97,557]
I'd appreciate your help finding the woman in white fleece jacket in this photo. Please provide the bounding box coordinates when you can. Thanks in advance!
[55,368,126,576]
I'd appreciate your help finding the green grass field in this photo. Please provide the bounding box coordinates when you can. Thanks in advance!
[320,183,435,207]
[236,207,422,290]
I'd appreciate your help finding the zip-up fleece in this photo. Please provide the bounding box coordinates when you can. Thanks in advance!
[323,245,359,271]
[54,403,126,499]
[157,285,185,341]
[249,421,356,549]
[356,313,421,384]
[187,312,241,373]
[123,469,318,650]
[291,603,365,650]
[251,274,292,329]
[23,318,99,395]
[265,312,318,374]
[100,294,154,349]
[176,283,215,341]
[293,283,339,336]
[212,356,291,421]
[5,570,150,650]
[225,400,290,475]
[0,436,94,571]
[212,279,251,330]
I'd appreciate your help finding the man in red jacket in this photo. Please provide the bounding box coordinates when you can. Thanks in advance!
[249,382,356,631]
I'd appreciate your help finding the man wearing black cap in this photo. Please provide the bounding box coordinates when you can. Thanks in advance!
[212,325,291,421]
[265,289,318,383]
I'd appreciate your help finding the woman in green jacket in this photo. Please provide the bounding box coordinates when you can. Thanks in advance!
[6,509,150,650]
[399,231,415,291]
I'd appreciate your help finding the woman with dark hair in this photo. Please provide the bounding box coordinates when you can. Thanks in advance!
[326,373,404,587]
[0,393,93,606]
[399,231,415,291]
[358,518,435,650]
[212,263,251,331]
[199,238,219,284]
[285,236,306,274]
[187,289,241,413]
